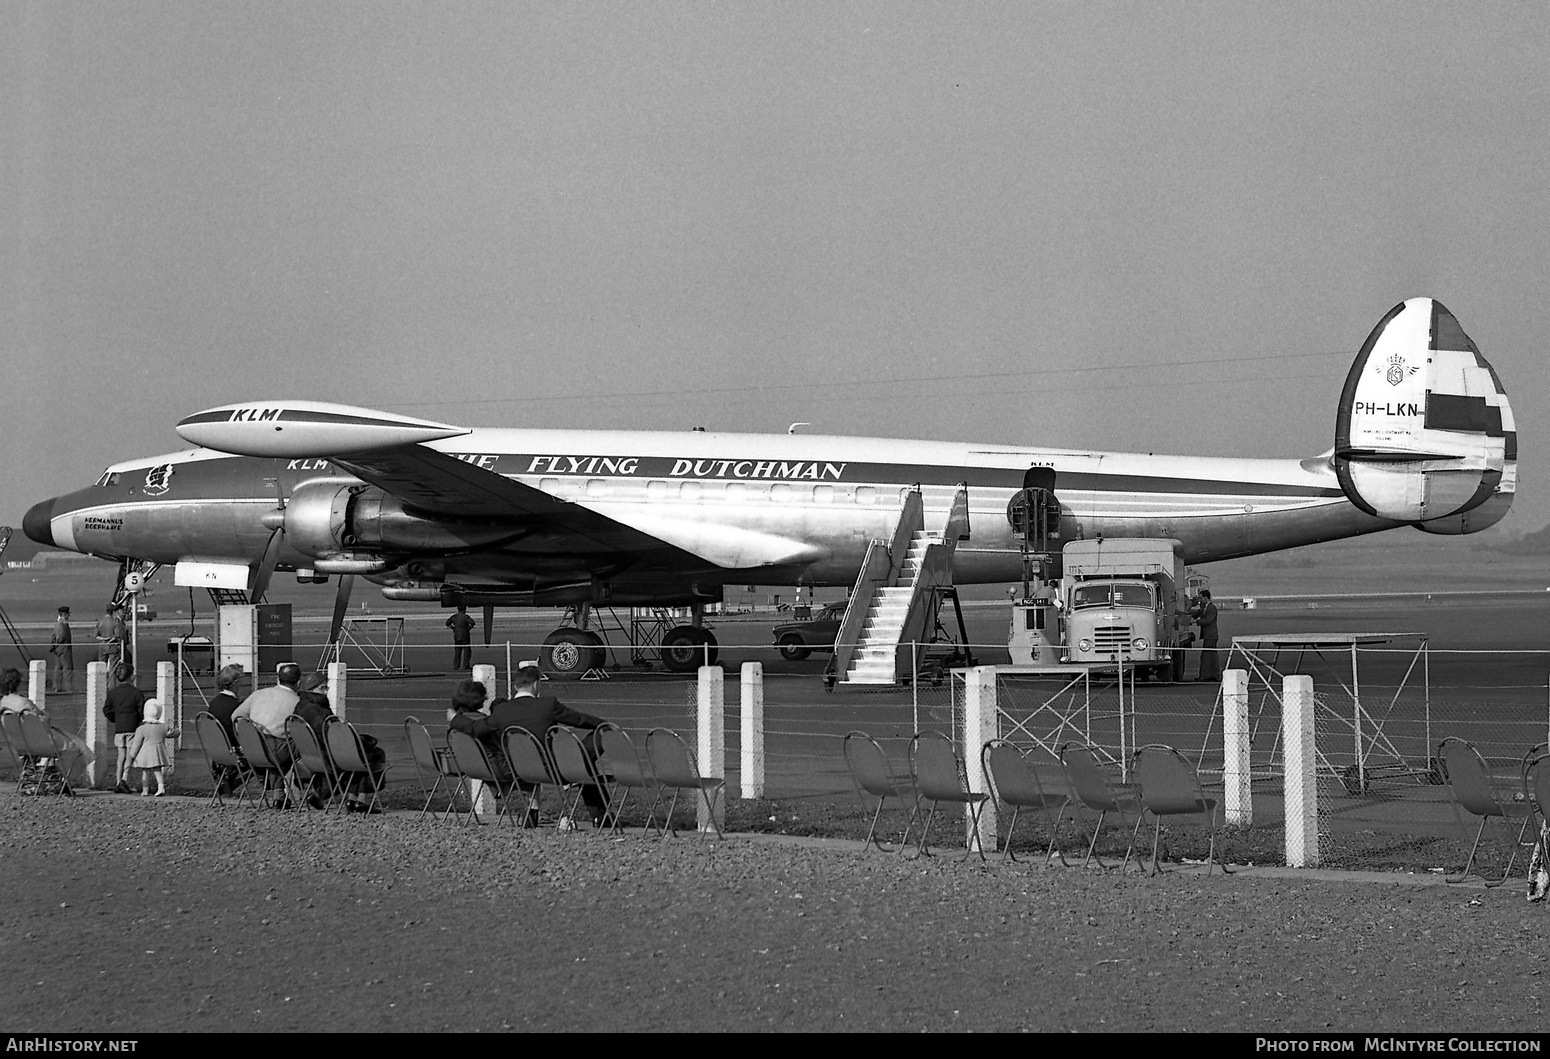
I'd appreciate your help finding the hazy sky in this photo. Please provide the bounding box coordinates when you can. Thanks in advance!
[5,2,1547,539]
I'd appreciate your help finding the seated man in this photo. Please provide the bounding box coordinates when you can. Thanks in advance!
[232,662,301,773]
[206,664,246,794]
[486,662,612,827]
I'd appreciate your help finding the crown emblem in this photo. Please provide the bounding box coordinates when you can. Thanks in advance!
[1385,353,1405,387]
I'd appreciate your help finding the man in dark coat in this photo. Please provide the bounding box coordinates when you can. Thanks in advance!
[1193,590,1222,682]
[206,664,246,794]
[445,605,476,670]
[471,662,611,825]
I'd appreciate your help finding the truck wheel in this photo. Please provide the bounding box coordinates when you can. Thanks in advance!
[778,634,811,661]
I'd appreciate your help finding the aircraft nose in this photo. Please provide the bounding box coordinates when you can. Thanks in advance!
[22,497,56,547]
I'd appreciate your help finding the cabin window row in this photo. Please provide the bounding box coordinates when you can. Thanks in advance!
[534,478,914,505]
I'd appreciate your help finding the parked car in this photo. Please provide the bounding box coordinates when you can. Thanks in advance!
[772,600,848,661]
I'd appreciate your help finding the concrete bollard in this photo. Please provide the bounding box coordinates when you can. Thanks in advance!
[327,662,347,721]
[156,662,175,752]
[962,666,998,854]
[29,659,47,713]
[84,661,109,788]
[740,662,764,800]
[1222,669,1251,827]
[469,663,498,820]
[697,665,725,833]
[1282,675,1319,867]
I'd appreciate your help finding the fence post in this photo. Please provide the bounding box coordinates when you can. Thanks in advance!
[1282,674,1318,867]
[1222,668,1251,827]
[83,661,108,788]
[740,661,764,799]
[469,663,498,820]
[28,659,47,713]
[156,662,176,756]
[327,662,348,721]
[697,665,725,833]
[962,665,997,854]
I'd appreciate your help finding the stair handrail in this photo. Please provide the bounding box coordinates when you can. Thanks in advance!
[882,487,925,587]
[831,538,893,680]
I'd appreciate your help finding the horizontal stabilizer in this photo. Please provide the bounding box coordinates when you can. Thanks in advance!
[1333,298,1515,527]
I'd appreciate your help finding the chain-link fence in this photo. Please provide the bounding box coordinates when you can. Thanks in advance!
[4,635,1546,873]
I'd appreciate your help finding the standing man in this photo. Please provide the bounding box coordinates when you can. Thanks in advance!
[1193,590,1221,682]
[445,604,476,671]
[49,606,74,694]
[95,604,126,669]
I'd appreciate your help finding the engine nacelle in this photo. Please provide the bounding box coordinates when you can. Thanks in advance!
[283,481,517,559]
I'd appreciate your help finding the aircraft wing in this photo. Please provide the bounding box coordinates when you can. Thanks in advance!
[330,444,710,568]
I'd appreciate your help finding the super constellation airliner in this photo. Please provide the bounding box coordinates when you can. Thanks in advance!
[23,298,1516,672]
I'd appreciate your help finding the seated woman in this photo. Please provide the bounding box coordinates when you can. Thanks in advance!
[447,679,514,791]
[1,666,83,795]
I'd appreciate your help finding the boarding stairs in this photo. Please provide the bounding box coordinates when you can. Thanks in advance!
[831,485,971,687]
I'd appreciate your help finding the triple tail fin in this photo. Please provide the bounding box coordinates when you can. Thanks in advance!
[1332,297,1515,534]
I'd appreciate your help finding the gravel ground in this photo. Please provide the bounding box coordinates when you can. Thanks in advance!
[1,792,1544,1033]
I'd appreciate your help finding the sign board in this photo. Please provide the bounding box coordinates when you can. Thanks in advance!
[175,561,250,590]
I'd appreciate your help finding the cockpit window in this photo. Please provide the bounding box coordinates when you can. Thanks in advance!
[95,470,120,487]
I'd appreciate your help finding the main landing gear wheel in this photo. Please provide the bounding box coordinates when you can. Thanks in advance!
[660,626,718,673]
[778,634,811,662]
[541,628,606,678]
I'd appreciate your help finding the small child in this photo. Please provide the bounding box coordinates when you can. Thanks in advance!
[126,699,179,797]
[103,662,145,793]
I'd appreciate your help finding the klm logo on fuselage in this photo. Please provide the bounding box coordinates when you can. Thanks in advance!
[1354,401,1421,417]
[229,407,284,422]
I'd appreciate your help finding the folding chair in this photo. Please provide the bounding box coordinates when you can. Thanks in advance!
[1439,736,1533,887]
[982,740,1068,865]
[842,731,915,854]
[1059,742,1144,870]
[645,728,724,839]
[502,726,562,828]
[1,712,29,795]
[233,717,290,809]
[596,723,658,836]
[1525,751,1550,900]
[404,716,463,818]
[548,725,612,831]
[194,711,252,807]
[1131,744,1231,876]
[446,728,513,826]
[285,715,339,811]
[908,731,989,860]
[16,713,77,798]
[324,718,390,816]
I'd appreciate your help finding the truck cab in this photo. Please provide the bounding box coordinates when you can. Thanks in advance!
[1059,538,1184,679]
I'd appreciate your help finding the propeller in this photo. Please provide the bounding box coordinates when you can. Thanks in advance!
[323,573,356,659]
[248,478,287,604]
[483,603,495,646]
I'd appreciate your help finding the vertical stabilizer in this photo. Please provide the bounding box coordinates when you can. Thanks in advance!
[1333,298,1515,531]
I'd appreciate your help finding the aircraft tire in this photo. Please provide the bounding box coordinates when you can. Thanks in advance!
[660,626,705,673]
[778,634,811,662]
[541,628,596,679]
[693,627,720,667]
